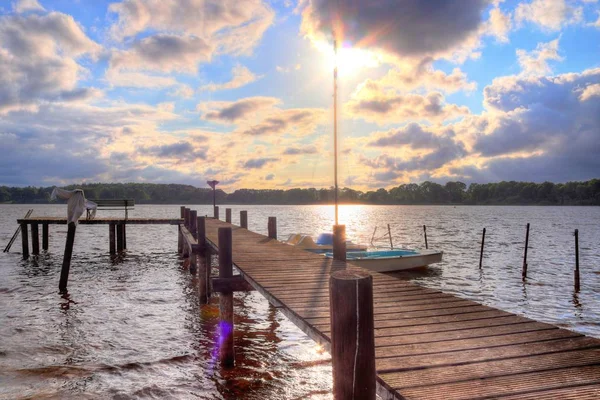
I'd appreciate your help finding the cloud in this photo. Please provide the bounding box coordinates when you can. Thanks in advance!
[516,39,563,76]
[105,69,179,88]
[12,0,45,13]
[300,0,489,60]
[200,65,262,91]
[346,82,469,124]
[140,141,208,162]
[201,97,280,123]
[515,0,582,30]
[579,83,600,101]
[168,85,195,99]
[0,12,100,114]
[276,64,301,73]
[283,145,318,155]
[242,157,279,169]
[265,174,275,180]
[242,108,326,136]
[486,5,512,42]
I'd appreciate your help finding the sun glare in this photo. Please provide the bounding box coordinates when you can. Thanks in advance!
[316,41,380,77]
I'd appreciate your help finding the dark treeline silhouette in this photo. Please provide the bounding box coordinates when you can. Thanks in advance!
[1,179,599,205]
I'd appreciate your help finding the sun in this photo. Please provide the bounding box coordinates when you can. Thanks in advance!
[315,40,381,77]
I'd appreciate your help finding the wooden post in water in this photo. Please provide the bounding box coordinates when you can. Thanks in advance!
[21,223,29,259]
[240,211,248,229]
[522,223,530,280]
[178,206,184,254]
[423,225,428,249]
[184,208,190,229]
[122,224,127,250]
[387,223,393,250]
[31,223,39,255]
[330,270,376,400]
[197,216,208,303]
[333,225,346,262]
[225,208,232,223]
[116,224,124,252]
[109,223,116,254]
[42,223,49,251]
[218,227,234,367]
[214,206,220,220]
[59,222,77,293]
[268,217,277,240]
[190,210,197,239]
[479,228,486,269]
[574,229,580,292]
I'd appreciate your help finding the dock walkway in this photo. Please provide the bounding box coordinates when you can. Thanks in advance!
[200,218,600,400]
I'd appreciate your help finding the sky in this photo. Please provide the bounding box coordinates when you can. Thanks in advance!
[0,0,599,191]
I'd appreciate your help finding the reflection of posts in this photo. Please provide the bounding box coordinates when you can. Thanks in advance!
[218,227,234,367]
[330,270,376,399]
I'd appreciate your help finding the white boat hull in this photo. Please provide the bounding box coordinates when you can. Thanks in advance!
[348,250,443,272]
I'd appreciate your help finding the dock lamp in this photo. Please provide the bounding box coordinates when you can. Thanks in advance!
[207,180,219,215]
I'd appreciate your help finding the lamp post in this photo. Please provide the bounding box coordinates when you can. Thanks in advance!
[207,180,219,216]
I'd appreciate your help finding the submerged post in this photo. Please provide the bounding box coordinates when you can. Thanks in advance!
[225,208,232,223]
[109,223,116,254]
[574,229,580,292]
[21,223,29,259]
[214,206,220,220]
[522,223,530,280]
[423,225,428,249]
[197,216,208,303]
[42,223,49,251]
[268,217,277,240]
[240,211,248,229]
[479,228,486,269]
[59,222,77,293]
[332,225,346,262]
[218,227,234,367]
[31,223,39,255]
[116,224,124,252]
[330,270,376,400]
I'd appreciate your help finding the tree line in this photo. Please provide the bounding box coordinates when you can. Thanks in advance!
[1,179,599,205]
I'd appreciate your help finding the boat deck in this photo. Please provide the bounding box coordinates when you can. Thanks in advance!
[201,218,600,400]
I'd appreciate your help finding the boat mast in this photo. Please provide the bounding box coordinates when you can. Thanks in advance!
[333,35,339,226]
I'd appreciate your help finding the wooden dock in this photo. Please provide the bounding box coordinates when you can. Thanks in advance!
[183,216,600,400]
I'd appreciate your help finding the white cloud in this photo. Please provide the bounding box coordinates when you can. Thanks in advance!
[516,39,563,76]
[12,0,45,13]
[515,0,583,31]
[105,69,179,88]
[579,83,600,101]
[200,65,263,91]
[168,85,195,99]
[486,6,512,43]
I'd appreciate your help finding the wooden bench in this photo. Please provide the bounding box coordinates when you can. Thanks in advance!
[87,199,135,220]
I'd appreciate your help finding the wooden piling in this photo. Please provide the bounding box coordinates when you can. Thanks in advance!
[214,206,220,220]
[116,224,124,252]
[574,229,580,292]
[387,223,393,249]
[21,223,29,259]
[225,208,232,223]
[240,211,248,229]
[197,216,208,303]
[42,223,49,251]
[178,206,184,254]
[423,225,428,249]
[522,223,530,280]
[122,224,127,249]
[479,228,486,269]
[218,227,234,367]
[332,225,346,262]
[31,223,39,255]
[190,210,198,239]
[268,217,277,240]
[109,223,116,254]
[59,222,77,293]
[184,207,190,229]
[330,270,376,400]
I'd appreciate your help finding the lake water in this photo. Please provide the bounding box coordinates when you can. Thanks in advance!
[1,204,599,399]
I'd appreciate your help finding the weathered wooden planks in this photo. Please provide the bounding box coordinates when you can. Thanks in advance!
[18,217,182,225]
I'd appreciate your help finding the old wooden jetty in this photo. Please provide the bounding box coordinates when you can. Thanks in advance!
[178,207,600,400]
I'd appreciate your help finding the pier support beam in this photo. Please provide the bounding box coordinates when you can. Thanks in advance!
[42,223,49,251]
[116,224,124,252]
[21,223,29,259]
[332,225,346,262]
[197,216,208,303]
[178,206,185,254]
[109,223,116,255]
[268,217,277,240]
[240,211,248,229]
[59,222,77,293]
[214,206,220,220]
[330,270,376,400]
[225,208,232,223]
[31,223,39,255]
[218,227,234,367]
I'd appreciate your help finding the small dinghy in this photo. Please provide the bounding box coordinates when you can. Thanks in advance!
[285,233,367,253]
[324,249,443,272]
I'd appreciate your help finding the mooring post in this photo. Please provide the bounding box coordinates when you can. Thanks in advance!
[218,227,234,367]
[31,223,39,255]
[574,229,580,292]
[109,223,116,254]
[479,228,486,269]
[423,225,428,249]
[42,223,49,251]
[190,210,198,239]
[21,223,29,259]
[122,224,127,250]
[225,208,232,223]
[240,211,248,229]
[178,206,184,254]
[184,207,190,229]
[197,216,208,303]
[214,206,220,220]
[116,224,124,252]
[330,270,376,400]
[522,223,530,280]
[332,225,346,262]
[268,217,277,240]
[59,222,77,293]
